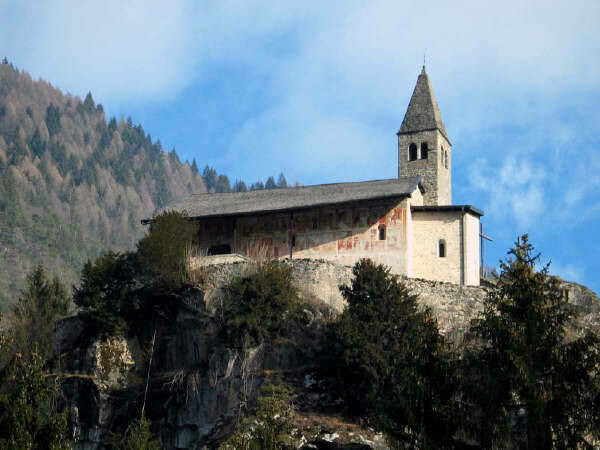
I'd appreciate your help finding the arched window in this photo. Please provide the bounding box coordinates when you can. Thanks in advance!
[441,146,444,165]
[438,240,446,258]
[420,142,428,159]
[409,143,418,161]
[378,224,386,240]
[445,151,449,169]
[208,244,231,255]
[291,234,296,247]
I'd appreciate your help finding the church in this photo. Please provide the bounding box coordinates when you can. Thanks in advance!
[151,67,484,286]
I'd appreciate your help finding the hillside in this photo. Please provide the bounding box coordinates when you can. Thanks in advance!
[0,62,207,307]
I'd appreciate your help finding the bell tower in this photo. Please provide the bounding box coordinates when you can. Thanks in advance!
[398,66,451,205]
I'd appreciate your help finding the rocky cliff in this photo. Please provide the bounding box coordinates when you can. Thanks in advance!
[53,258,600,449]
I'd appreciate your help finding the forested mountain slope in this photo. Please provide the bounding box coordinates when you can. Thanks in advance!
[0,62,207,307]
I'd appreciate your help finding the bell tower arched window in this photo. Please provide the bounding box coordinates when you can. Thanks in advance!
[438,239,446,258]
[409,143,418,161]
[420,142,428,159]
[445,150,448,169]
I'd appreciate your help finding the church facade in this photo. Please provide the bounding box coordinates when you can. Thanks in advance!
[149,67,484,285]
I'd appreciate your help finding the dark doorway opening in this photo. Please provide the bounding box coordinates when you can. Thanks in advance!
[208,244,231,255]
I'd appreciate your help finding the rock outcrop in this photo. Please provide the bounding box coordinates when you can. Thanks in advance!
[54,258,599,449]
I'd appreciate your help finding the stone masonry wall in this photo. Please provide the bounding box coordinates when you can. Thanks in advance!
[197,258,600,340]
[196,258,488,336]
[398,129,451,205]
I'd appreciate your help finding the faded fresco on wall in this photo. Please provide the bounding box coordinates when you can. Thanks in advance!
[193,198,411,275]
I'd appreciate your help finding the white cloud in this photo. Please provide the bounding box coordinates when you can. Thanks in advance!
[468,155,548,229]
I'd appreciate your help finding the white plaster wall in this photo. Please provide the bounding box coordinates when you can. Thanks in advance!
[411,211,463,284]
[463,213,480,286]
[409,186,424,206]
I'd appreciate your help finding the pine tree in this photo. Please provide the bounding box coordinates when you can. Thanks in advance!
[215,174,231,193]
[326,259,458,447]
[83,91,95,113]
[276,173,288,189]
[203,165,217,191]
[45,104,61,136]
[11,265,70,361]
[233,180,248,192]
[467,235,600,448]
[265,176,276,190]
[0,314,70,449]
[29,128,45,158]
[191,159,199,174]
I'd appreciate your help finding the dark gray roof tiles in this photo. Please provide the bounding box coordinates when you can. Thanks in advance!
[398,66,449,143]
[145,177,424,222]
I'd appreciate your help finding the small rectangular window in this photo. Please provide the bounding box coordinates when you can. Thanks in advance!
[438,240,446,257]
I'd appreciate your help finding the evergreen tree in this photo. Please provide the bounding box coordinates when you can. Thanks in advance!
[466,235,600,448]
[83,91,95,113]
[203,165,217,192]
[265,176,276,190]
[191,159,199,174]
[45,104,61,136]
[73,251,145,336]
[0,314,70,449]
[215,174,231,193]
[1,58,7,65]
[233,180,248,192]
[108,116,118,134]
[29,128,45,158]
[326,259,458,447]
[11,265,70,361]
[250,181,264,191]
[276,173,288,189]
[136,210,197,289]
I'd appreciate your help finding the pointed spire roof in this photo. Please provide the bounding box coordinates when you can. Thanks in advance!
[398,66,450,143]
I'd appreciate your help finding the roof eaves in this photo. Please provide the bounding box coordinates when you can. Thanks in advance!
[411,205,484,217]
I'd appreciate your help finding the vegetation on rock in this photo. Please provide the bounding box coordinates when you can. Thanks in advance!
[221,262,307,348]
[120,413,161,450]
[136,210,197,289]
[219,378,296,450]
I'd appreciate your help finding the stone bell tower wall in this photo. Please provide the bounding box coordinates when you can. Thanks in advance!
[398,129,451,205]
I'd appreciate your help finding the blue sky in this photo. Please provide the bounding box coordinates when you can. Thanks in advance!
[2,1,599,293]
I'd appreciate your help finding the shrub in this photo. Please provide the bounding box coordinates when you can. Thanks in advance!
[219,378,296,450]
[136,210,197,289]
[325,259,458,447]
[221,262,305,348]
[120,413,161,450]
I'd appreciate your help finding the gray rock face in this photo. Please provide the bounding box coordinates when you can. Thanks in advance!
[54,259,599,449]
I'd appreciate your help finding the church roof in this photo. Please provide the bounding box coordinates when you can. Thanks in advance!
[398,66,450,143]
[143,177,424,222]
